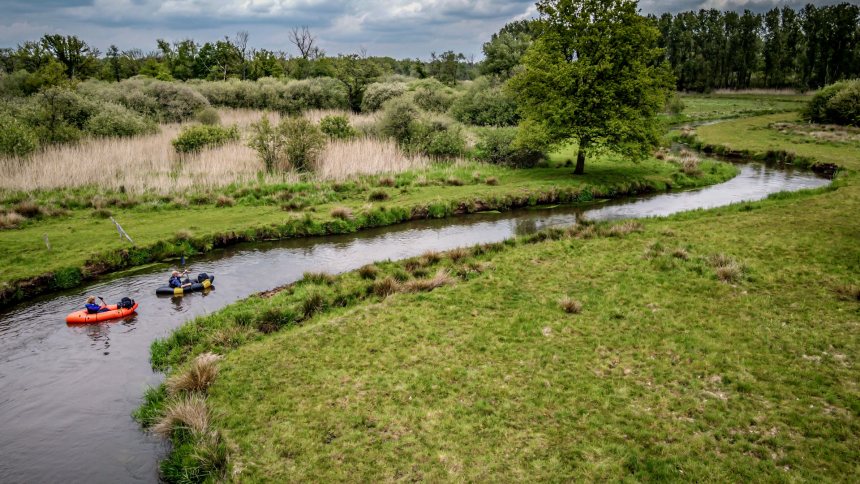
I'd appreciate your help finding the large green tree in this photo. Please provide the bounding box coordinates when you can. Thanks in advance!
[509,0,673,174]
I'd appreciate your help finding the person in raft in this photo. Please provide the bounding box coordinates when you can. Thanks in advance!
[85,296,108,314]
[169,270,193,289]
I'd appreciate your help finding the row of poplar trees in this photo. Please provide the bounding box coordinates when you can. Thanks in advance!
[654,3,860,91]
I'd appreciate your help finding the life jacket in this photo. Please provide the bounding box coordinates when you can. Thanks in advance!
[169,276,183,288]
[85,303,103,314]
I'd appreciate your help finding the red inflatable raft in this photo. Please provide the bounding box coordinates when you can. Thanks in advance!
[65,303,138,324]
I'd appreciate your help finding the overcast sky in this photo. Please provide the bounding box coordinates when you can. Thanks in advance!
[0,1,850,59]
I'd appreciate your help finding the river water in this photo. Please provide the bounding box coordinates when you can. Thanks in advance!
[0,162,829,483]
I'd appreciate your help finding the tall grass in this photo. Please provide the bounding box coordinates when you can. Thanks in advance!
[0,109,426,194]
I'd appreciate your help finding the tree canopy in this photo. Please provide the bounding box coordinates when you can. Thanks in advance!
[508,0,674,174]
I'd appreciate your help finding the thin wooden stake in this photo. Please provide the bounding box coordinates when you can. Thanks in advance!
[43,234,51,250]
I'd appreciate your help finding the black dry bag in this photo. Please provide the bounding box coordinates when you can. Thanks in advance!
[118,297,134,309]
[197,273,209,283]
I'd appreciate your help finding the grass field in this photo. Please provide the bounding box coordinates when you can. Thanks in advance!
[666,93,810,124]
[0,148,735,306]
[141,111,860,481]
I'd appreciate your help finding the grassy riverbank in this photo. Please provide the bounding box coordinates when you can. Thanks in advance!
[0,149,735,307]
[142,113,859,481]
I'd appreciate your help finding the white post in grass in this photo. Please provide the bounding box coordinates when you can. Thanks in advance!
[43,234,51,251]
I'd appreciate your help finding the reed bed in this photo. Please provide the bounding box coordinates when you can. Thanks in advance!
[314,137,428,181]
[0,109,426,194]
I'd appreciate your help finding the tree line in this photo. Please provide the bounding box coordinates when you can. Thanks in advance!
[653,3,860,91]
[0,29,480,90]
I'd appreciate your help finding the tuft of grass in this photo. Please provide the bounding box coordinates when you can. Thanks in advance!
[605,221,644,237]
[0,211,26,228]
[833,284,860,301]
[420,250,442,265]
[377,176,396,187]
[358,264,379,280]
[447,247,470,262]
[13,200,44,218]
[402,270,455,293]
[175,229,193,241]
[709,253,744,283]
[368,189,390,201]
[301,290,327,319]
[671,247,690,260]
[371,277,400,297]
[331,206,353,220]
[166,353,223,395]
[91,208,113,219]
[485,176,499,186]
[558,296,582,314]
[445,176,464,186]
[152,394,210,438]
[215,195,235,207]
[303,271,335,285]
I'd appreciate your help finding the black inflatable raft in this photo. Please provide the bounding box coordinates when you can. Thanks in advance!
[156,273,215,296]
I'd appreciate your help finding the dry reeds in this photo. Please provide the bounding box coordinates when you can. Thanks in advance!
[153,394,210,437]
[313,137,428,181]
[166,353,223,395]
[371,277,400,298]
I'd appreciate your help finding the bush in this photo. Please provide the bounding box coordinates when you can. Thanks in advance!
[0,113,38,157]
[282,117,326,172]
[194,107,221,125]
[23,87,99,144]
[145,81,210,122]
[450,78,519,126]
[665,92,685,115]
[379,97,419,146]
[361,82,407,112]
[172,124,239,153]
[86,102,157,137]
[803,80,860,126]
[410,78,457,113]
[413,121,466,159]
[250,117,325,172]
[475,126,544,167]
[319,115,356,139]
[281,77,349,114]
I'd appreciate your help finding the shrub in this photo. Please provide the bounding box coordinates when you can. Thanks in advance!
[450,78,519,126]
[281,77,349,114]
[379,97,419,146]
[172,124,239,153]
[803,80,860,126]
[0,113,38,157]
[194,107,221,125]
[319,115,356,139]
[145,81,210,122]
[411,78,457,113]
[23,87,98,144]
[416,123,466,159]
[248,117,285,172]
[361,82,407,112]
[475,127,544,167]
[86,102,157,137]
[281,117,326,172]
[664,92,686,115]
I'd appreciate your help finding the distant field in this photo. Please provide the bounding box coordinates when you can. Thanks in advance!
[671,93,810,123]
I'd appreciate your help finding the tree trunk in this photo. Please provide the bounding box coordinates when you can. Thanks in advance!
[574,145,586,175]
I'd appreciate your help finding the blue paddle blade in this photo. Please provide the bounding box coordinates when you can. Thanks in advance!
[181,255,186,266]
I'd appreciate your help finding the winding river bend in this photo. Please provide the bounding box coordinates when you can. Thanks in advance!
[0,161,829,483]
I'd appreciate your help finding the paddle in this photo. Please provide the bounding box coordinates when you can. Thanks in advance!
[97,296,109,311]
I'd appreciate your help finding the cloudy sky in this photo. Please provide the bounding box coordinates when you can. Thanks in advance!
[0,1,848,59]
